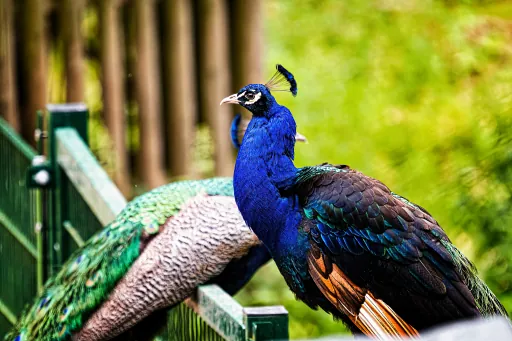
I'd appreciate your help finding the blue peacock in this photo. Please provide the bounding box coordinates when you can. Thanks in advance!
[221,64,508,339]
[4,121,304,341]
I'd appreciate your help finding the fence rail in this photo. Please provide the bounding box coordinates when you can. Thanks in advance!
[0,106,289,340]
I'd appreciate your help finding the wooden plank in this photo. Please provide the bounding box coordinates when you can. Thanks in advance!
[198,285,245,341]
[56,128,127,226]
[18,0,47,146]
[161,0,196,178]
[0,0,19,131]
[99,0,131,196]
[134,0,166,188]
[197,0,233,177]
[61,0,85,102]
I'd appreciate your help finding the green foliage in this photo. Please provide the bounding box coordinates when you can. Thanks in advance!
[236,0,512,338]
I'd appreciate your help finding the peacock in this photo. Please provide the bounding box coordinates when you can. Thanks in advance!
[5,120,304,341]
[221,64,508,339]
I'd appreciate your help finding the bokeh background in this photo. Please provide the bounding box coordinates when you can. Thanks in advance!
[237,1,512,337]
[2,0,512,339]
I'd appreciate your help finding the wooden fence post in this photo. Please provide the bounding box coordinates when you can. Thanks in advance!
[0,0,19,131]
[134,0,166,188]
[231,0,263,118]
[162,0,196,179]
[61,0,84,103]
[18,0,47,145]
[99,0,131,196]
[197,0,233,176]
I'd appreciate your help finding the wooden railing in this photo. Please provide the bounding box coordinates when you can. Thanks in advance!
[0,0,262,197]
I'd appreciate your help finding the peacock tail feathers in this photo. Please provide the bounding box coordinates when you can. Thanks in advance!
[441,240,508,317]
[6,178,234,341]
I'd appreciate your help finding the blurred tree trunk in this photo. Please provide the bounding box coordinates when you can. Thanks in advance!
[134,0,166,188]
[18,0,47,145]
[162,0,196,179]
[122,1,139,187]
[99,0,131,196]
[0,0,19,130]
[197,0,233,176]
[231,0,263,119]
[60,0,84,103]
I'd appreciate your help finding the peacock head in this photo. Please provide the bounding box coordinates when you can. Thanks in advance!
[220,64,297,117]
[220,84,276,116]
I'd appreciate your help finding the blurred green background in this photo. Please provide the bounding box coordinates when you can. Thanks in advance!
[235,0,512,338]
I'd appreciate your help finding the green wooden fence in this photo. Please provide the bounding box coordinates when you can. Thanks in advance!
[0,104,289,341]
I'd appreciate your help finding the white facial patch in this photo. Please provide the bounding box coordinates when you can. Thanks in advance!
[237,91,246,98]
[244,92,262,105]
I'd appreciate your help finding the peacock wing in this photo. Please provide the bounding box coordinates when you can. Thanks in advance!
[294,164,502,334]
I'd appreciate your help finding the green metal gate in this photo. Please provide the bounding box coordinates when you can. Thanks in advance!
[0,105,289,341]
[0,117,39,337]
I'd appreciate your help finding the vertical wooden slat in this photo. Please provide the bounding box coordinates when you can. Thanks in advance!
[134,0,166,188]
[197,0,233,177]
[18,0,47,145]
[231,0,263,102]
[122,1,139,185]
[99,0,131,196]
[61,0,84,102]
[162,0,196,178]
[0,0,19,131]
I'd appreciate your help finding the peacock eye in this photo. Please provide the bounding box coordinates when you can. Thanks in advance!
[245,92,255,100]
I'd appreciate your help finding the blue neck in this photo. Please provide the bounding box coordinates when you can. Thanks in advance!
[233,104,302,256]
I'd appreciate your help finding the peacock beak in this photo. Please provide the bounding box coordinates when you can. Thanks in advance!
[295,132,308,143]
[220,94,240,105]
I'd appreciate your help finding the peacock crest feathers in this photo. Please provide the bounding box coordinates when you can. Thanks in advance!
[6,178,234,341]
[265,64,298,97]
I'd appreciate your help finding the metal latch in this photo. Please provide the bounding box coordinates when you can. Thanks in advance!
[27,155,53,188]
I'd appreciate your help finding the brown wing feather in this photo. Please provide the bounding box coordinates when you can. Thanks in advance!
[308,245,418,339]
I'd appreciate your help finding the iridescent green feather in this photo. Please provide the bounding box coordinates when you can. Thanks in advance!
[441,240,507,317]
[394,193,507,316]
[5,178,234,341]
